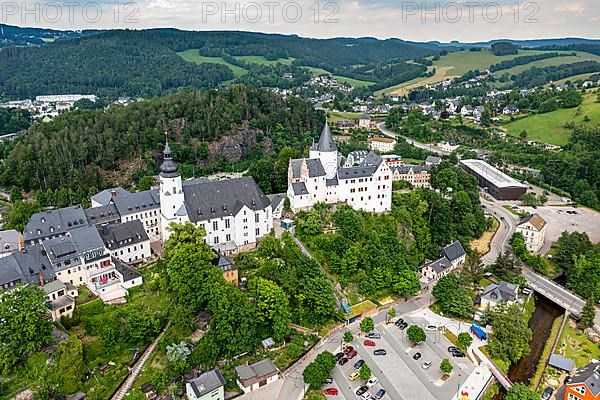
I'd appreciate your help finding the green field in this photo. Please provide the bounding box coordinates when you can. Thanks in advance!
[235,55,295,65]
[551,72,599,86]
[492,51,600,77]
[177,49,248,77]
[505,91,600,146]
[302,66,375,87]
[376,49,550,96]
[328,111,363,123]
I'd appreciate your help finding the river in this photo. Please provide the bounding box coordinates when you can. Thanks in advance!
[493,294,563,398]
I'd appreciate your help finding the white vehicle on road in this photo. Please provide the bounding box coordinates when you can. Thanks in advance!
[367,376,379,388]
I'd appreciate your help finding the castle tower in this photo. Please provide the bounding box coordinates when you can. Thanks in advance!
[159,137,185,240]
[309,120,338,179]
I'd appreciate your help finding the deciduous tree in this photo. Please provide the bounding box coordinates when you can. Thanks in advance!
[407,325,426,344]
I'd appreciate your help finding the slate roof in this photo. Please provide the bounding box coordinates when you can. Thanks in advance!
[0,244,55,289]
[236,359,279,387]
[421,257,452,274]
[326,177,339,186]
[306,159,326,177]
[24,206,87,242]
[338,165,379,180]
[114,259,142,282]
[98,221,149,251]
[91,187,130,206]
[549,354,575,372]
[481,282,518,303]
[518,214,547,231]
[0,229,20,254]
[160,140,180,178]
[290,159,302,179]
[292,182,309,196]
[112,189,160,216]
[267,193,286,210]
[312,121,337,152]
[188,369,226,398]
[211,249,237,273]
[182,177,270,223]
[85,204,121,226]
[425,156,442,165]
[393,165,429,174]
[441,241,466,263]
[568,361,600,396]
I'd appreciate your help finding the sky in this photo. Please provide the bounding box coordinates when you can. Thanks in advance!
[2,0,599,42]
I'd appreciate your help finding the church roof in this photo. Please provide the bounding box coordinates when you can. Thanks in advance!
[311,121,337,152]
[183,177,270,222]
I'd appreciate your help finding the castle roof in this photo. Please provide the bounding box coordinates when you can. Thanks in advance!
[311,121,337,153]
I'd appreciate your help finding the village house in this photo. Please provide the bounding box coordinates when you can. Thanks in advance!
[560,361,600,400]
[186,369,226,400]
[516,214,547,253]
[43,280,78,321]
[235,359,280,394]
[418,241,466,283]
[98,220,151,265]
[391,165,431,188]
[368,136,396,153]
[358,114,372,129]
[479,282,519,310]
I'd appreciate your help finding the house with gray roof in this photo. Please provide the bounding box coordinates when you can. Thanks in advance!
[91,187,130,207]
[24,205,87,246]
[560,361,600,400]
[441,240,467,268]
[418,240,466,285]
[186,369,226,400]
[480,282,519,309]
[287,121,393,214]
[235,359,279,394]
[98,220,150,265]
[425,156,442,166]
[84,204,121,226]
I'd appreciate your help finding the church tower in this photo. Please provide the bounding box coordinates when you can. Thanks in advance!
[159,137,186,241]
[309,120,338,179]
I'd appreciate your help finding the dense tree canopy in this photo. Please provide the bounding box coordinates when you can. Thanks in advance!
[488,304,533,364]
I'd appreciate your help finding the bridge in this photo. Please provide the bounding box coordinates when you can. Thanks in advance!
[522,267,585,319]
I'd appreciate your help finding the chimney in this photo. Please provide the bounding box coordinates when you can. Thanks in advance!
[111,189,117,199]
[39,271,44,286]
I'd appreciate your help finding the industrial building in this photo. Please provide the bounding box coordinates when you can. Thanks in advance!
[460,159,527,200]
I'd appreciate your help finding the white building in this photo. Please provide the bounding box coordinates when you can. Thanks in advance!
[437,142,460,153]
[480,282,519,310]
[358,114,372,129]
[287,122,393,214]
[98,220,151,265]
[186,369,226,400]
[419,241,466,284]
[235,359,279,394]
[368,136,397,153]
[516,214,547,253]
[391,165,431,188]
[158,140,273,255]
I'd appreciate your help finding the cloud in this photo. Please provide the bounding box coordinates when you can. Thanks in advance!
[554,2,586,14]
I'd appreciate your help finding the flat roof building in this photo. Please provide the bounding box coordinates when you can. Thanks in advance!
[460,159,527,200]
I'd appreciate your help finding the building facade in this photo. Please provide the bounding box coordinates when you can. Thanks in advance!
[460,159,527,200]
[287,122,393,214]
[235,359,279,394]
[391,165,431,188]
[516,214,547,253]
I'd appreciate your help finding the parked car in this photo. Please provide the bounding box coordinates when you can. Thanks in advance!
[361,392,372,400]
[347,350,357,359]
[335,352,344,361]
[394,318,404,326]
[398,322,408,330]
[356,386,368,396]
[325,378,333,384]
[364,340,376,347]
[452,350,465,358]
[541,387,553,400]
[374,389,386,399]
[323,388,338,396]
[338,357,348,366]
[368,332,381,339]
[354,359,365,369]
[425,325,436,331]
[367,377,379,388]
[422,361,432,369]
[343,345,354,355]
[447,346,458,353]
[348,372,360,381]
[374,349,387,356]
[413,352,422,360]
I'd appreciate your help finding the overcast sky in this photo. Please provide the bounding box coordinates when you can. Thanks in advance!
[3,0,599,42]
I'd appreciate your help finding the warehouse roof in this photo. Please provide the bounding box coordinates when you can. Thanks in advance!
[460,159,527,189]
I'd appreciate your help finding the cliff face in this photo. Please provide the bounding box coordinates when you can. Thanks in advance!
[201,121,273,166]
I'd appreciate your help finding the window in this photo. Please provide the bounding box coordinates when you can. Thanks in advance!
[213,237,218,244]
[213,221,218,230]
[255,214,259,223]
[226,234,231,241]
[255,228,260,236]
[225,219,230,229]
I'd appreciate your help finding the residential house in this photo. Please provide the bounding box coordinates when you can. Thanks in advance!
[381,155,404,168]
[516,214,547,253]
[480,282,519,309]
[461,105,474,117]
[561,361,600,400]
[425,156,442,167]
[441,240,467,268]
[267,194,286,220]
[368,136,396,153]
[391,165,431,188]
[0,229,21,258]
[418,241,466,283]
[98,220,151,265]
[503,104,519,115]
[211,249,238,285]
[358,114,372,129]
[437,141,460,153]
[473,106,486,120]
[186,368,226,400]
[43,280,78,321]
[24,205,88,246]
[235,359,279,394]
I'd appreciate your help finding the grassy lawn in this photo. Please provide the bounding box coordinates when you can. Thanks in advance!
[491,51,600,78]
[327,111,363,123]
[235,55,295,65]
[376,49,553,97]
[177,49,248,77]
[471,218,500,255]
[556,323,600,368]
[551,72,600,86]
[504,90,600,146]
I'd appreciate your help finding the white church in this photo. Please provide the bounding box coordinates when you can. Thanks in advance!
[158,140,273,254]
[287,122,393,213]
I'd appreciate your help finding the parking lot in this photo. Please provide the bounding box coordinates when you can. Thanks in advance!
[324,314,475,400]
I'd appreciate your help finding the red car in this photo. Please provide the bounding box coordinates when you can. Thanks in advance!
[343,345,354,355]
[346,349,358,359]
[323,388,338,396]
[338,357,349,365]
[364,340,376,347]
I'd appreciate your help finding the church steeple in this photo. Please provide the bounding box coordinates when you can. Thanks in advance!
[160,136,179,177]
[312,119,337,153]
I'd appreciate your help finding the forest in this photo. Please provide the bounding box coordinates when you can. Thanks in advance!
[0,108,30,135]
[0,86,323,194]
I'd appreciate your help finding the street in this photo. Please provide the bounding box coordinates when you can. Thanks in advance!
[377,123,452,156]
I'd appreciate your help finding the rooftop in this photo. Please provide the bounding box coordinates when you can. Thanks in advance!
[187,369,226,398]
[460,159,527,189]
[518,214,547,231]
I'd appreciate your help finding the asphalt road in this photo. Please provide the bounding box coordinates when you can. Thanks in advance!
[480,195,518,265]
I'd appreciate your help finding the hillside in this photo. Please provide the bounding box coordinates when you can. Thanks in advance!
[0,29,440,99]
[0,86,323,193]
